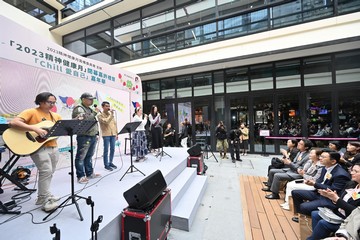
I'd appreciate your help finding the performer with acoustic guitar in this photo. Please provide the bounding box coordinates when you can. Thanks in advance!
[8,92,61,212]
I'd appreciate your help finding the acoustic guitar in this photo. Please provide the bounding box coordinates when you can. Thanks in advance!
[2,121,57,155]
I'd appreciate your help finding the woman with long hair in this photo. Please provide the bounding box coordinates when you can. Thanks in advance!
[149,105,162,154]
[132,107,148,161]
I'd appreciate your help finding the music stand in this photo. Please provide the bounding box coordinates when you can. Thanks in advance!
[43,119,97,221]
[118,121,145,181]
[156,119,171,161]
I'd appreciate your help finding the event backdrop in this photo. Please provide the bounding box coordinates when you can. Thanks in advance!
[0,16,142,181]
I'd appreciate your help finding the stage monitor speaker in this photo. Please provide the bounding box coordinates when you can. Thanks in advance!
[123,170,167,210]
[187,144,202,156]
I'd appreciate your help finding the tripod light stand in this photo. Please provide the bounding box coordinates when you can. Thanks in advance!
[203,124,218,162]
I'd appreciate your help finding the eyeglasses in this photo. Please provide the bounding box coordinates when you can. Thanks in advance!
[46,101,56,105]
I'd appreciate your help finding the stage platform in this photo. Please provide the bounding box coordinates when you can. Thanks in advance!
[0,147,207,240]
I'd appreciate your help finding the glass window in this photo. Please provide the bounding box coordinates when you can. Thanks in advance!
[338,0,360,14]
[176,75,192,98]
[304,56,332,86]
[193,73,212,97]
[306,92,332,138]
[218,15,246,39]
[253,96,274,153]
[146,81,160,100]
[64,40,86,55]
[302,0,333,21]
[214,71,224,94]
[113,43,142,63]
[178,101,192,133]
[230,97,248,129]
[277,94,301,137]
[161,78,176,99]
[275,60,301,89]
[335,51,360,84]
[63,30,85,55]
[338,90,360,138]
[87,49,112,64]
[142,82,147,101]
[175,0,216,28]
[250,64,273,91]
[142,2,175,40]
[271,1,301,28]
[113,11,141,45]
[85,21,111,53]
[225,67,249,93]
[194,98,212,148]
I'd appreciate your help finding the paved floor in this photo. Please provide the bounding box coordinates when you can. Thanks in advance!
[167,153,271,240]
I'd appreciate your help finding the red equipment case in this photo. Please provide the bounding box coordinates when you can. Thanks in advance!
[187,153,205,175]
[121,189,171,240]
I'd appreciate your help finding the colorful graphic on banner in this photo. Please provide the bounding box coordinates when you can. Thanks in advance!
[0,15,142,177]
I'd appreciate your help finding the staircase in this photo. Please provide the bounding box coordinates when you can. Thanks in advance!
[165,157,208,231]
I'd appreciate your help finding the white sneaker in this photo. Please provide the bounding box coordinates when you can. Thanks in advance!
[42,198,59,212]
[35,195,60,205]
[280,202,287,207]
[281,203,290,210]
[78,176,89,184]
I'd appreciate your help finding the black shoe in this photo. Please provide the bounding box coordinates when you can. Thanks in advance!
[265,193,280,199]
[105,166,113,171]
[261,187,271,192]
[109,163,117,169]
[292,217,299,223]
[236,158,242,162]
[232,159,235,163]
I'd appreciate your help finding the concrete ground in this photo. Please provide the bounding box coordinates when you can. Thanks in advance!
[167,153,271,240]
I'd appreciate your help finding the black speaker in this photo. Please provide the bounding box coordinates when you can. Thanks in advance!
[123,170,167,210]
[187,144,202,156]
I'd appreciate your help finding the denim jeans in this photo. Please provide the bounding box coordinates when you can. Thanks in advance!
[307,210,340,240]
[103,136,115,167]
[75,135,97,179]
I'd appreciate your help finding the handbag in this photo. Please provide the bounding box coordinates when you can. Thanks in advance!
[318,207,344,224]
[271,157,285,169]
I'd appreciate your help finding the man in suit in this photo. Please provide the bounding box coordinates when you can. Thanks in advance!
[262,138,313,199]
[291,149,351,222]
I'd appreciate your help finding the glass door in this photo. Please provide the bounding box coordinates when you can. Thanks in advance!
[193,98,213,150]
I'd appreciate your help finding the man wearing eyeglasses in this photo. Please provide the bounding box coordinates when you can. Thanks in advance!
[9,92,62,212]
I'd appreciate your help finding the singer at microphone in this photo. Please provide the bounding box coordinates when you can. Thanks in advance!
[97,101,118,171]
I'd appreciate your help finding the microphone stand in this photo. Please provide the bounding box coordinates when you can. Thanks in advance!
[86,196,103,240]
[50,223,61,240]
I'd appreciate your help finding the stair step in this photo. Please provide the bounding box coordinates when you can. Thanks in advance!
[171,174,208,231]
[168,167,197,209]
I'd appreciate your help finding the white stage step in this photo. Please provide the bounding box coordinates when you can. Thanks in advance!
[171,171,208,231]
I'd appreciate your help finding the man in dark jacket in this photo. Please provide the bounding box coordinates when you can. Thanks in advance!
[291,150,351,222]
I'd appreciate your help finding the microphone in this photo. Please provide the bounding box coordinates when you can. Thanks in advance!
[93,104,97,108]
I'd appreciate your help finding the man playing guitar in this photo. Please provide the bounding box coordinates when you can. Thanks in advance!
[9,92,61,212]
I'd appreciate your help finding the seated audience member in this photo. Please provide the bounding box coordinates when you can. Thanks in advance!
[307,163,360,240]
[163,123,175,147]
[292,150,351,222]
[329,141,344,157]
[281,148,323,210]
[265,139,299,181]
[342,142,360,168]
[262,138,312,199]
[324,207,360,240]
